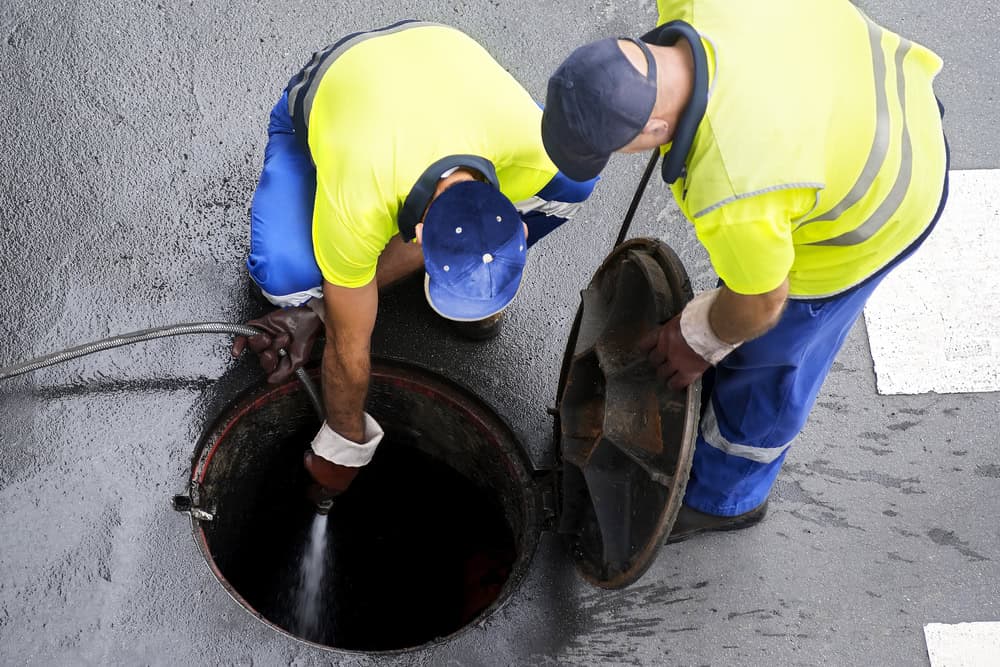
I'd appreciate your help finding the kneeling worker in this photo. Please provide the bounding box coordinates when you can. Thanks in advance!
[541,0,948,541]
[233,21,597,501]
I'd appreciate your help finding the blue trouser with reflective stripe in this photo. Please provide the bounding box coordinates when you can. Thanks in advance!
[686,167,950,516]
[248,92,597,307]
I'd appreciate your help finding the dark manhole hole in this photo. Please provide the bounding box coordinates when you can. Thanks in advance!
[182,359,538,653]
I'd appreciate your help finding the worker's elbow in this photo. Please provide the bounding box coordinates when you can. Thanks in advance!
[761,279,790,324]
[766,279,789,307]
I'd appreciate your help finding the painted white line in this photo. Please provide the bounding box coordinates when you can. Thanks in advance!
[864,169,1000,395]
[924,622,1000,666]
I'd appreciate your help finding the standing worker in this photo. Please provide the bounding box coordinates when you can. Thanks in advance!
[233,20,597,500]
[541,0,948,541]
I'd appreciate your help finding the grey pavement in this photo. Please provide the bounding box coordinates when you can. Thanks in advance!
[1,1,998,665]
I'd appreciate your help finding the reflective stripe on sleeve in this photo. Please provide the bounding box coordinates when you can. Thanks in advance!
[694,182,825,219]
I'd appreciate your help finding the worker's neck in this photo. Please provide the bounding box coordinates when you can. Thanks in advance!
[420,167,482,225]
[433,167,479,199]
[648,42,694,133]
[617,39,694,139]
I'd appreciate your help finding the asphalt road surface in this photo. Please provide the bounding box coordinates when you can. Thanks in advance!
[1,1,997,665]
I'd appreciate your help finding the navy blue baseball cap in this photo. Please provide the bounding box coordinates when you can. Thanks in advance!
[421,180,527,322]
[542,37,658,182]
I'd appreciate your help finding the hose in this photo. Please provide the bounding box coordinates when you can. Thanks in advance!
[0,322,325,419]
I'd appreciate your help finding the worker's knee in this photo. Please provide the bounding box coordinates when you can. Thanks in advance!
[247,247,323,308]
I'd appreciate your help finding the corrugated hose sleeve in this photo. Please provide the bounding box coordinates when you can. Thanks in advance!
[0,322,325,420]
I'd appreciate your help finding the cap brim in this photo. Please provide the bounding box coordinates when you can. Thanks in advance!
[424,269,523,322]
[541,116,612,182]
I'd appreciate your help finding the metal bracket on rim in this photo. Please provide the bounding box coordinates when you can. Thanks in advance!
[172,481,215,522]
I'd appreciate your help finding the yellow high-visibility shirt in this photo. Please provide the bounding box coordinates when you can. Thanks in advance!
[657,0,947,297]
[295,22,557,288]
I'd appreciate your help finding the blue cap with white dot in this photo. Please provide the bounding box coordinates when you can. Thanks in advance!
[421,180,527,321]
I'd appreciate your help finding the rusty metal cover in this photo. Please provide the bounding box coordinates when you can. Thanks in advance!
[556,238,700,589]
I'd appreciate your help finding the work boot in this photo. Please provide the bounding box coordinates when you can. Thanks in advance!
[449,312,505,341]
[666,500,769,544]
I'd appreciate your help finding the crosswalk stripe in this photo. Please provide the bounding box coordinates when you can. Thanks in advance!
[924,622,1000,666]
[863,169,1000,395]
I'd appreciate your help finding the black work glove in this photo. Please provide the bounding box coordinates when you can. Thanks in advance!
[231,306,322,384]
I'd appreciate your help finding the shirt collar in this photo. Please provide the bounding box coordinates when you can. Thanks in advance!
[398,155,500,241]
[640,20,709,184]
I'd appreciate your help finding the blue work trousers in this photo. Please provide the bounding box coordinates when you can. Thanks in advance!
[247,92,322,305]
[687,168,950,516]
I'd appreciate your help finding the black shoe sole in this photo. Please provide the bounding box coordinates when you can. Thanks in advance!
[666,501,769,544]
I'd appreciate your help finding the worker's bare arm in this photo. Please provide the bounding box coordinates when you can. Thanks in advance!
[710,278,789,344]
[375,234,424,290]
[321,278,378,442]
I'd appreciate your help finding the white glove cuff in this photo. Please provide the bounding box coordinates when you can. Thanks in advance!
[311,413,383,467]
[679,288,742,365]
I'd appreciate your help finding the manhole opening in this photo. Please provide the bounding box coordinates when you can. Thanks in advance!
[192,362,538,653]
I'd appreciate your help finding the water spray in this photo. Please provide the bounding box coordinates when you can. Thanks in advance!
[0,320,351,643]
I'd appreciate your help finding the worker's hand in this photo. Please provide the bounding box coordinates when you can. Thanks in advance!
[231,306,322,384]
[304,416,384,497]
[639,314,710,391]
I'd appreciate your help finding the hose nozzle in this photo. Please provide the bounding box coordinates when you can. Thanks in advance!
[307,482,337,515]
[314,497,335,515]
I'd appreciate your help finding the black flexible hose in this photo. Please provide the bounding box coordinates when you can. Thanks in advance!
[614,148,661,248]
[0,322,326,420]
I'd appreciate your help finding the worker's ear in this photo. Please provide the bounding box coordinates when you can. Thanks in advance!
[414,223,424,245]
[619,118,671,153]
[642,118,671,144]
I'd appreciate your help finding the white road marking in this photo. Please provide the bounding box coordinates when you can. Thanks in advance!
[864,169,1000,395]
[924,622,1000,666]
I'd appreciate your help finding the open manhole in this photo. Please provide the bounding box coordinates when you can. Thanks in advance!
[175,238,699,654]
[178,360,539,653]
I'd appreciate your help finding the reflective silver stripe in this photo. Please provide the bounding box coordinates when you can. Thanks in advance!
[810,36,914,247]
[797,15,890,228]
[286,49,326,123]
[513,196,583,220]
[693,182,825,219]
[700,400,793,464]
[786,229,909,298]
[288,21,439,129]
[702,34,720,102]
